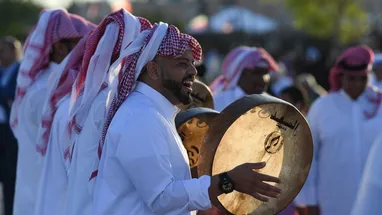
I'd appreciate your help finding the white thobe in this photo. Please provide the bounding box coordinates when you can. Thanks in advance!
[65,89,108,215]
[12,64,54,215]
[351,134,382,215]
[35,96,70,215]
[213,86,271,112]
[371,72,382,89]
[295,89,382,215]
[92,82,211,215]
[213,86,245,112]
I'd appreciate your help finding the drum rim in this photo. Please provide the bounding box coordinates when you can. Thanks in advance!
[175,107,220,128]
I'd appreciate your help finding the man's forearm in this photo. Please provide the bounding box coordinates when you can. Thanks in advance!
[208,175,223,201]
[207,175,224,212]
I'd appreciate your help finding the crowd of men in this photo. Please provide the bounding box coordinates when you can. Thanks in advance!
[1,7,382,215]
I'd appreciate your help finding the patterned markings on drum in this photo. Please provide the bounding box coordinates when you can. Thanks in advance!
[258,108,271,119]
[265,131,284,154]
[178,117,210,168]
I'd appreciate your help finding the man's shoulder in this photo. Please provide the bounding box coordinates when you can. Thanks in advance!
[310,92,336,107]
[114,92,161,123]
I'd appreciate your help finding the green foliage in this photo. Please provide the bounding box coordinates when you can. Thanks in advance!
[262,0,369,44]
[0,1,43,41]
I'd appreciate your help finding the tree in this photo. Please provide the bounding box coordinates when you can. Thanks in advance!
[0,1,42,41]
[263,0,369,45]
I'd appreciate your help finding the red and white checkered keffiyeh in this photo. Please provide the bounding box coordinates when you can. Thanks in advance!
[209,46,279,95]
[329,45,382,119]
[89,22,202,180]
[10,8,95,136]
[36,22,96,156]
[67,9,152,145]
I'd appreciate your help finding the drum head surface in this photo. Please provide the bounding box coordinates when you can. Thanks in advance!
[198,94,313,215]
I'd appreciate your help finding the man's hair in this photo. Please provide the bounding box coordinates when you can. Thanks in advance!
[280,85,309,105]
[0,35,22,60]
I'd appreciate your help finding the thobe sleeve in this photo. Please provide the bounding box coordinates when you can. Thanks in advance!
[114,111,211,214]
[351,135,382,215]
[294,101,321,206]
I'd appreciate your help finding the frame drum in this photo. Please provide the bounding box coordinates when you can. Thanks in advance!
[198,93,313,215]
[175,108,219,177]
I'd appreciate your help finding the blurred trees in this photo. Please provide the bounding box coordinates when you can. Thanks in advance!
[263,0,369,45]
[0,0,42,41]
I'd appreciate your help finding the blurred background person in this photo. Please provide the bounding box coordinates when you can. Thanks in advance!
[295,45,382,215]
[0,36,21,215]
[210,46,279,111]
[371,53,382,89]
[351,133,382,215]
[279,85,309,115]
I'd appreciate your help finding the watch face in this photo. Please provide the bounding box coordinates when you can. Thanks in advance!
[222,182,233,192]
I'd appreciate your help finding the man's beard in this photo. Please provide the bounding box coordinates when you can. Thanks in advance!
[162,78,193,105]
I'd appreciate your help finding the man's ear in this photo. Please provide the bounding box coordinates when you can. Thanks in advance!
[146,61,160,80]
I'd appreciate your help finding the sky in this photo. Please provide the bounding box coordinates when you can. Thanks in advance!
[33,0,73,8]
[33,0,122,9]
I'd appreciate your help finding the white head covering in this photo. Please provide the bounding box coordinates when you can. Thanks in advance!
[88,22,203,186]
[209,46,279,95]
[67,9,152,154]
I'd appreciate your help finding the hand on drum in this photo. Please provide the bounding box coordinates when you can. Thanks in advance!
[227,162,282,202]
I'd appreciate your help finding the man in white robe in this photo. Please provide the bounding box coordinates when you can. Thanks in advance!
[0,36,22,215]
[91,23,283,215]
[9,9,94,215]
[209,46,279,112]
[31,10,95,215]
[65,10,152,215]
[350,133,382,215]
[294,45,382,215]
[371,53,382,89]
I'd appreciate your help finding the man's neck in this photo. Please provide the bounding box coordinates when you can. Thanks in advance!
[141,80,179,106]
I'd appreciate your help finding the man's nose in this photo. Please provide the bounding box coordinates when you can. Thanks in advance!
[188,65,197,76]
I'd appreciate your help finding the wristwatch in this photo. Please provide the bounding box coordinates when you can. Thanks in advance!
[219,172,235,194]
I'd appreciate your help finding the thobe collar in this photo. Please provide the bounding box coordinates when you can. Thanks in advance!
[135,81,180,122]
[339,88,368,102]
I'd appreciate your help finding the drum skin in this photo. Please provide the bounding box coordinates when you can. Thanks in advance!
[197,93,313,215]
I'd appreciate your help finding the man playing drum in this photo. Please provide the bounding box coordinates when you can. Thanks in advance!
[91,23,282,214]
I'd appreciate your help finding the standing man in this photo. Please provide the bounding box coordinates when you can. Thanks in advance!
[295,45,382,215]
[0,36,22,215]
[9,9,94,215]
[350,132,382,215]
[350,133,382,215]
[33,9,96,215]
[209,46,279,112]
[66,9,152,215]
[91,23,282,215]
[371,53,382,89]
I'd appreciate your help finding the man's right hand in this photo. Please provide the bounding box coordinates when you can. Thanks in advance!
[227,162,282,202]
